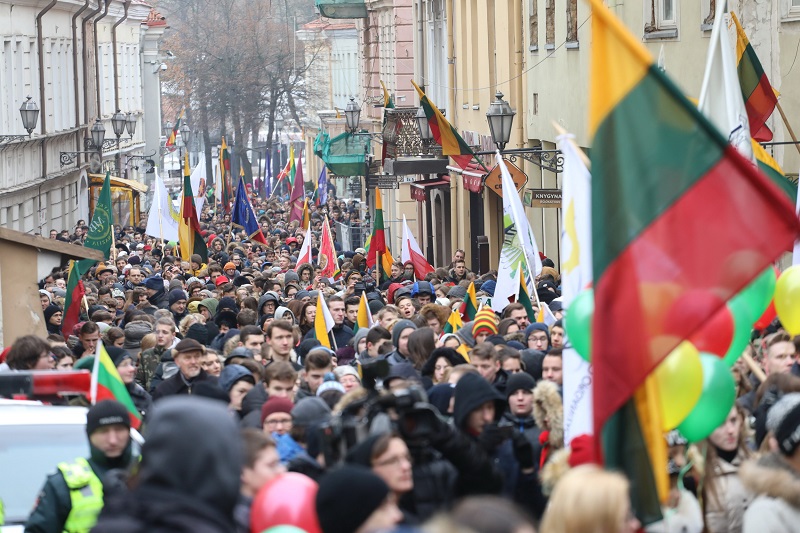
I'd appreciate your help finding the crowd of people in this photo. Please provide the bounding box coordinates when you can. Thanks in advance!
[4,190,800,533]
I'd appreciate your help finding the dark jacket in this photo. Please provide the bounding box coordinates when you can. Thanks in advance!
[151,370,219,400]
[501,411,542,452]
[92,396,242,533]
[492,368,510,396]
[239,384,267,429]
[128,382,153,422]
[147,287,170,310]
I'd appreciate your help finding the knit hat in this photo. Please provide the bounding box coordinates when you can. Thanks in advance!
[224,346,254,365]
[472,308,499,338]
[316,466,390,533]
[284,271,300,284]
[334,365,361,382]
[219,364,254,393]
[767,392,800,456]
[44,304,62,323]
[368,299,385,314]
[144,277,164,291]
[224,262,236,271]
[447,285,467,300]
[86,400,131,436]
[106,345,132,367]
[316,374,346,396]
[168,279,184,291]
[39,289,52,303]
[480,280,496,296]
[524,322,551,344]
[391,319,417,349]
[123,321,153,350]
[506,372,536,398]
[185,323,209,346]
[291,397,332,428]
[217,297,240,314]
[190,254,203,265]
[168,289,187,306]
[260,396,295,425]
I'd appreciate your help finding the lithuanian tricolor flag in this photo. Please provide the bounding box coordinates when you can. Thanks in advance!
[752,139,797,201]
[62,260,86,338]
[354,291,374,332]
[91,341,142,429]
[366,190,394,282]
[589,0,800,525]
[459,282,479,321]
[165,108,184,152]
[179,152,208,262]
[443,308,463,334]
[731,12,778,142]
[411,80,480,171]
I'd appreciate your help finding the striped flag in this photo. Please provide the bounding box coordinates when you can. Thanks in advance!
[289,155,305,224]
[752,140,798,201]
[164,108,185,152]
[731,12,778,142]
[518,265,538,322]
[220,136,232,214]
[295,225,313,269]
[589,0,799,525]
[401,215,434,279]
[443,308,463,333]
[411,80,482,171]
[178,152,208,262]
[62,261,86,338]
[319,215,340,280]
[91,341,142,429]
[355,291,374,332]
[314,292,335,349]
[459,281,479,321]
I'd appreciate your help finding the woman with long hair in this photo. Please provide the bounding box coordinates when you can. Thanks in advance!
[405,327,437,371]
[296,301,316,336]
[701,404,753,533]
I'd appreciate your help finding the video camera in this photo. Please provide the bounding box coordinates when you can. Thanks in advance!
[314,359,444,466]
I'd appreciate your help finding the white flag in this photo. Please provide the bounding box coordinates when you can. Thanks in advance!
[794,166,800,266]
[558,133,594,445]
[492,152,543,313]
[698,4,754,162]
[145,171,180,242]
[190,161,207,214]
[295,225,313,269]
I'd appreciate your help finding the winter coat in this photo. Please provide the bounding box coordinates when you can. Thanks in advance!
[402,448,458,521]
[645,490,704,533]
[740,452,800,533]
[151,370,219,400]
[128,382,153,421]
[303,323,354,350]
[501,411,542,461]
[91,396,242,533]
[239,384,267,429]
[704,448,753,533]
[147,287,170,310]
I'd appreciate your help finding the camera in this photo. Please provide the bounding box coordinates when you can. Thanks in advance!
[353,279,376,296]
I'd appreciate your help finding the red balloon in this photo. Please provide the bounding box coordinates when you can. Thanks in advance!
[251,473,321,533]
[754,300,777,330]
[689,304,735,357]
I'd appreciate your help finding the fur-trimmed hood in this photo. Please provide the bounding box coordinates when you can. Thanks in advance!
[532,380,564,448]
[739,452,800,508]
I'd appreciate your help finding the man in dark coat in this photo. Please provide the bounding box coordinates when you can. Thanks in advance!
[151,339,218,399]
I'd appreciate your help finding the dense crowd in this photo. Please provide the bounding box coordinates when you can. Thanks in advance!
[3,190,800,533]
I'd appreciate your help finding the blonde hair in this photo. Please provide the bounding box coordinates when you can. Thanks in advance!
[540,465,631,533]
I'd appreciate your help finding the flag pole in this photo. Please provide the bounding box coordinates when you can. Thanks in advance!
[775,101,800,157]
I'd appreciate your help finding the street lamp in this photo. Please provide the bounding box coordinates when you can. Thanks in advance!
[91,119,106,151]
[180,122,190,144]
[111,110,127,138]
[415,105,432,141]
[126,113,137,139]
[19,96,39,135]
[345,97,361,133]
[486,91,516,152]
[163,121,173,137]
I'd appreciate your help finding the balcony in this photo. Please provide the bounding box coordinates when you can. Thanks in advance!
[315,0,367,19]
[382,107,448,176]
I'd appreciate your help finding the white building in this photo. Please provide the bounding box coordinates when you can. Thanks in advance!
[0,0,166,234]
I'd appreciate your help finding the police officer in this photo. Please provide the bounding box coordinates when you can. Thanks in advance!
[25,400,134,533]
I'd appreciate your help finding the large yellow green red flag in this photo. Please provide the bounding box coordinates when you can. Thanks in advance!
[459,282,479,321]
[179,152,208,262]
[588,0,799,525]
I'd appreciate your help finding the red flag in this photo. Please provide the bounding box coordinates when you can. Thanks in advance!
[289,156,305,224]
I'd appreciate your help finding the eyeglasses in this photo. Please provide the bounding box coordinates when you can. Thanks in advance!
[265,418,293,427]
[374,453,413,468]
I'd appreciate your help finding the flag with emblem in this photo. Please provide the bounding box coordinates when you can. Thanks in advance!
[232,175,267,244]
[220,136,232,213]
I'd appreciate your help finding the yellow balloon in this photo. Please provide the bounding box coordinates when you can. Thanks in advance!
[775,266,800,337]
[653,341,704,431]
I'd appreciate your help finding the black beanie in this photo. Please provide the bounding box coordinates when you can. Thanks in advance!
[168,289,187,307]
[106,346,132,368]
[86,400,131,436]
[316,466,389,533]
[506,372,536,398]
[185,323,209,346]
[44,304,62,323]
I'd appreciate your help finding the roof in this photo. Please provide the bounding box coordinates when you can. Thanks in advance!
[89,174,149,193]
[300,17,357,31]
[0,227,104,262]
[145,7,167,27]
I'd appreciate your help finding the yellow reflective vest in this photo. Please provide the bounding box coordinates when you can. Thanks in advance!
[56,457,104,533]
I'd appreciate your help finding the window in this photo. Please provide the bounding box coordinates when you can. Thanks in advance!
[566,0,578,46]
[644,0,679,39]
[530,0,538,51]
[783,0,800,20]
[545,0,555,50]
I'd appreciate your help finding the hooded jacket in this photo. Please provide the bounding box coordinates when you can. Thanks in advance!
[258,292,281,319]
[382,320,417,366]
[147,285,170,310]
[92,396,243,533]
[740,452,800,533]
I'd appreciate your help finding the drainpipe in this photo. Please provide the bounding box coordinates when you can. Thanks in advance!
[94,0,112,117]
[112,0,130,107]
[36,0,58,180]
[72,0,91,156]
[82,1,104,125]
[446,0,459,263]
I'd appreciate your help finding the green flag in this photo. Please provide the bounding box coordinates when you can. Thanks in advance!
[77,172,113,273]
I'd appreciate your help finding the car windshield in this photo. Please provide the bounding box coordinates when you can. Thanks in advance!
[0,425,88,524]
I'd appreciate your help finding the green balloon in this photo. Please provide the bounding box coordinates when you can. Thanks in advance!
[677,353,736,442]
[723,299,752,367]
[731,267,776,325]
[565,288,593,362]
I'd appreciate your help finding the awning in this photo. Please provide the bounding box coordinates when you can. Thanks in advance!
[89,174,149,193]
[411,179,450,202]
[447,162,486,194]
